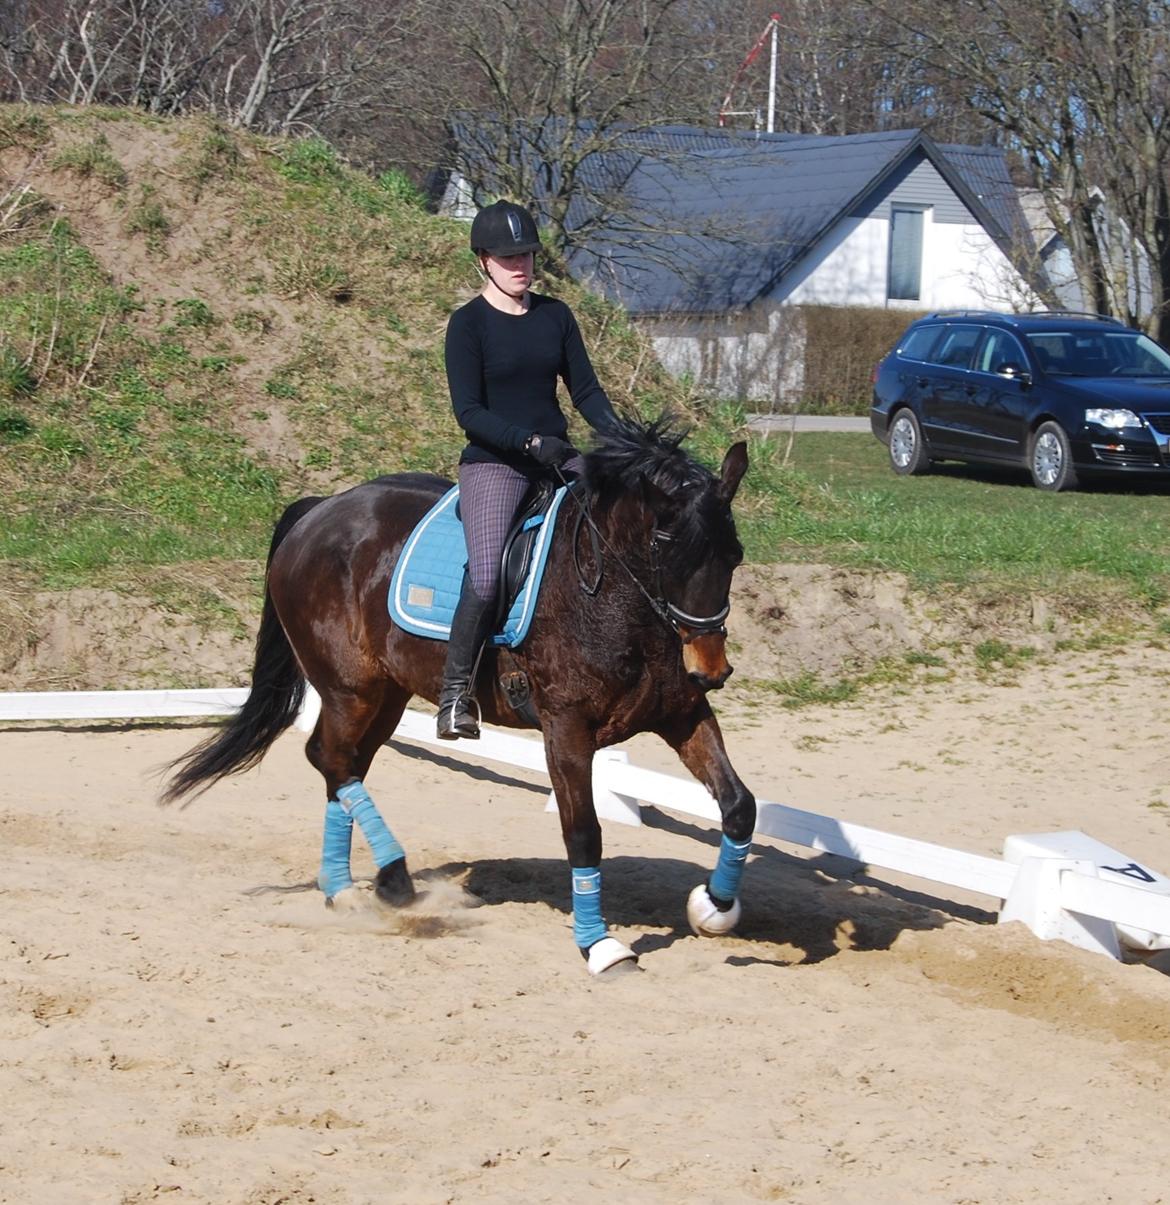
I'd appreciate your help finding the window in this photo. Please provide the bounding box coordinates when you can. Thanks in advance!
[930,325,982,369]
[888,207,925,301]
[976,329,1027,374]
[899,325,942,362]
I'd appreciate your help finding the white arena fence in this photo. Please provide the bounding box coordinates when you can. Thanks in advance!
[3,686,1169,963]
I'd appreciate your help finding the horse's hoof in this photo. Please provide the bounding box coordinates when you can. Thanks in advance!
[585,936,640,976]
[687,883,742,936]
[325,885,367,913]
[374,858,416,908]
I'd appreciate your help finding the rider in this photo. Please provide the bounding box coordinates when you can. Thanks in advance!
[437,199,619,740]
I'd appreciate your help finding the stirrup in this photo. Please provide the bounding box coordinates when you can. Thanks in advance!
[437,694,480,740]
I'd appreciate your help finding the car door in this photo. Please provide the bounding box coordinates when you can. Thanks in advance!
[967,328,1032,460]
[917,324,983,453]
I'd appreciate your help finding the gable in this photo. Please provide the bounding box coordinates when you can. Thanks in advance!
[853,155,975,225]
[445,119,1038,315]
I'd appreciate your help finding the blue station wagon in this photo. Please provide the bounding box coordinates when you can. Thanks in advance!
[870,310,1170,490]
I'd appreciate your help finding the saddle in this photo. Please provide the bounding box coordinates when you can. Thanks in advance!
[388,477,575,649]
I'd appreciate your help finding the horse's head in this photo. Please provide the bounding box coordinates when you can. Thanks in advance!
[587,417,749,692]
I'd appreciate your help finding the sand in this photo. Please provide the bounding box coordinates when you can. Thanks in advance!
[3,646,1170,1204]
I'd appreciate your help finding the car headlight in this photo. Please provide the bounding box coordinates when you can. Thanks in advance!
[1085,407,1142,430]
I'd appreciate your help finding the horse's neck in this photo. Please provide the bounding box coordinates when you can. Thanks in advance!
[596,492,651,555]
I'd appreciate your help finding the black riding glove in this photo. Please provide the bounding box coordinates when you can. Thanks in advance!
[527,433,575,467]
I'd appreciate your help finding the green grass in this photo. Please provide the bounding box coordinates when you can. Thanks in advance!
[731,429,1170,612]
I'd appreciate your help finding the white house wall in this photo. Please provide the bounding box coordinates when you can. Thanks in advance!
[643,307,807,404]
[776,209,1031,310]
[640,209,1036,402]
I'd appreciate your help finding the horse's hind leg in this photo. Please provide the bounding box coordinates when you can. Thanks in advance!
[307,684,416,908]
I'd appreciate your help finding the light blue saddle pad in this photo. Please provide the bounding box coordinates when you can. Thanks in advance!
[388,484,569,647]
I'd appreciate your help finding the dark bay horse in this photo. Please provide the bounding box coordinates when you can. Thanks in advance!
[163,417,757,974]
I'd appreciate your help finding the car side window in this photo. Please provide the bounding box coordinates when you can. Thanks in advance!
[928,325,982,369]
[898,325,942,362]
[975,329,1027,375]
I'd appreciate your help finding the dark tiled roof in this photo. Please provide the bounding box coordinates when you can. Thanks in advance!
[937,141,1030,252]
[570,129,931,313]
[448,119,1034,314]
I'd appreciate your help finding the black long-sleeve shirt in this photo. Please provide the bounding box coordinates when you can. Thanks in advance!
[444,292,617,468]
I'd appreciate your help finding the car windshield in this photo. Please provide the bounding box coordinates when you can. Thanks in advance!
[1025,330,1170,377]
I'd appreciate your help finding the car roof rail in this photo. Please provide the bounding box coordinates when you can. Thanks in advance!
[923,308,1127,327]
[924,309,1007,320]
[1026,309,1126,325]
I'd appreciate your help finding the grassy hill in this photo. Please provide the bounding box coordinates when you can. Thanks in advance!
[0,105,692,579]
[0,106,717,682]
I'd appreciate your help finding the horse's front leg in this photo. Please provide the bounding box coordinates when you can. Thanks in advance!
[660,702,757,936]
[543,715,639,975]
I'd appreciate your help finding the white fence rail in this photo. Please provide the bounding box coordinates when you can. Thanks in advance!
[3,687,1168,962]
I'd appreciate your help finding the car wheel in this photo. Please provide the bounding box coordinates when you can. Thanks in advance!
[888,409,931,476]
[1029,421,1078,491]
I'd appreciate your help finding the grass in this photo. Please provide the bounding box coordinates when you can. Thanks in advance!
[0,108,684,606]
[735,428,1170,614]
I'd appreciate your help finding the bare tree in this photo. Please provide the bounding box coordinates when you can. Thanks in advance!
[209,0,403,134]
[1,0,415,142]
[868,0,1170,338]
[432,0,717,258]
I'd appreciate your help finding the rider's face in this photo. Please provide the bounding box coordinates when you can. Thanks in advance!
[483,251,534,296]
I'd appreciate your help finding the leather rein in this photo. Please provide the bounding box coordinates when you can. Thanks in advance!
[560,469,730,644]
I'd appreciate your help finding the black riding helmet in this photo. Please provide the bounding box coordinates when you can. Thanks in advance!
[470,200,541,256]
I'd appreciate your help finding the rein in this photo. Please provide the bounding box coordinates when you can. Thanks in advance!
[557,467,730,643]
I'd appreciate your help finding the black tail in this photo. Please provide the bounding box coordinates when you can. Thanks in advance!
[160,495,326,805]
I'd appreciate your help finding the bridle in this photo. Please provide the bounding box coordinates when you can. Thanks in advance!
[561,468,731,644]
[647,529,730,643]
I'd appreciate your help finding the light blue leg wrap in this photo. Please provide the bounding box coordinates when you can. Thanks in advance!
[709,834,752,902]
[571,867,608,949]
[336,779,405,870]
[318,800,354,898]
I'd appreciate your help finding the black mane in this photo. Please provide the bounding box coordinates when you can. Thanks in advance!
[584,413,714,502]
[583,413,739,568]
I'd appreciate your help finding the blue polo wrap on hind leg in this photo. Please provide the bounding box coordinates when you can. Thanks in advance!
[709,834,752,902]
[336,779,405,869]
[571,867,607,949]
[318,800,354,898]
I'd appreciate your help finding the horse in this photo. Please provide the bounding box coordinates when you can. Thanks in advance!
[162,416,757,975]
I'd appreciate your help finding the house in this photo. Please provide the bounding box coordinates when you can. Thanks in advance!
[440,123,1043,403]
[1019,186,1154,322]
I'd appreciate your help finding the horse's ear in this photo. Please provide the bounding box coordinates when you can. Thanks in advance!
[718,441,749,503]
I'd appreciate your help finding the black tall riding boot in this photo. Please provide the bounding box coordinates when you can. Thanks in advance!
[436,576,496,740]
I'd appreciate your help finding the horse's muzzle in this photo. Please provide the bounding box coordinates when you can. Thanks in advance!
[682,636,734,691]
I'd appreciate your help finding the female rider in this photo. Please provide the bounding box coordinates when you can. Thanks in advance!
[437,200,618,739]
